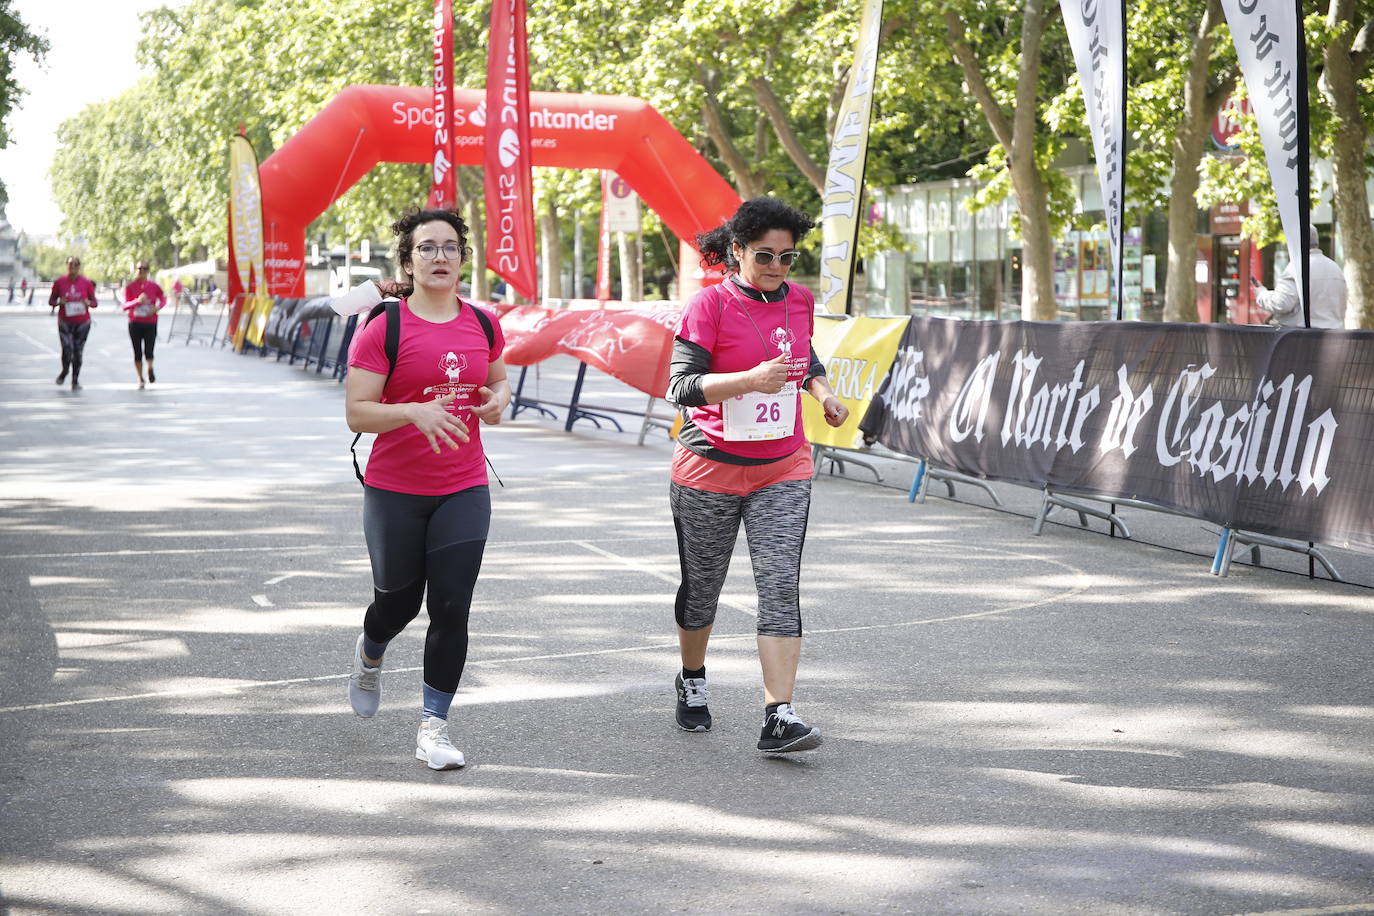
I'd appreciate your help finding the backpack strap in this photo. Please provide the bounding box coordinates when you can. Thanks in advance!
[467,301,496,349]
[351,301,402,486]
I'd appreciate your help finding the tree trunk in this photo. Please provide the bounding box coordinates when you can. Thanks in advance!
[617,231,642,301]
[1013,163,1059,321]
[698,67,763,198]
[944,0,1058,320]
[1163,0,1228,323]
[1322,0,1374,329]
[540,196,562,302]
[460,167,489,301]
[751,76,825,193]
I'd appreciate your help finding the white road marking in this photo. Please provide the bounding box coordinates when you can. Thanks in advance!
[13,329,56,355]
[250,594,273,607]
[572,539,756,617]
[0,580,1089,715]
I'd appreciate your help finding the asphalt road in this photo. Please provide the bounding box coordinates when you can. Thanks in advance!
[1,308,1371,915]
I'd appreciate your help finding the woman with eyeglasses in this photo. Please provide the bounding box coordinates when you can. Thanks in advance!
[343,207,511,770]
[122,261,166,388]
[666,197,848,753]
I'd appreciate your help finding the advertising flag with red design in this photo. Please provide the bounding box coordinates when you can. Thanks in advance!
[499,305,680,396]
[426,0,457,209]
[483,0,538,301]
[596,171,613,299]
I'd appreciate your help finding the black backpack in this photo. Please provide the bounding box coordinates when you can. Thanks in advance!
[350,300,497,485]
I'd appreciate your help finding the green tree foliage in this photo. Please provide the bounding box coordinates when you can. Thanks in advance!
[0,0,49,205]
[47,0,1370,321]
[20,238,78,281]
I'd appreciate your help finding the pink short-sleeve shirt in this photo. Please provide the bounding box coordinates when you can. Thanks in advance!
[675,279,815,461]
[349,299,505,496]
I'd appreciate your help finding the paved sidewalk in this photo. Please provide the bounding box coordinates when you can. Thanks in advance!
[1,312,1371,915]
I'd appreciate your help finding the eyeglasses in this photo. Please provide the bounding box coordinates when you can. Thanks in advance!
[136,265,149,271]
[743,247,801,267]
[415,243,471,261]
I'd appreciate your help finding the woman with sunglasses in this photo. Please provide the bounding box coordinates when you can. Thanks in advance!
[121,260,166,388]
[343,207,511,770]
[666,197,848,753]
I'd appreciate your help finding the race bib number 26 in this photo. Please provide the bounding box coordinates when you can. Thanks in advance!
[721,382,796,441]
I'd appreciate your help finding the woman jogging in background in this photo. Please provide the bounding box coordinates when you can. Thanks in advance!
[49,256,97,390]
[666,197,849,754]
[122,260,166,388]
[343,207,511,771]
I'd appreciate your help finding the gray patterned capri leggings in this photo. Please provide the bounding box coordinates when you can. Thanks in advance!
[670,478,811,637]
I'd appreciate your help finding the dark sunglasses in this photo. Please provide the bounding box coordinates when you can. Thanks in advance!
[743,246,800,267]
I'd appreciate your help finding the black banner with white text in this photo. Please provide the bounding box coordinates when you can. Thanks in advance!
[863,318,1374,550]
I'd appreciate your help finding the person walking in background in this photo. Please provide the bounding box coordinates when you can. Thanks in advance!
[48,257,98,390]
[122,260,166,388]
[1252,223,1349,329]
[666,197,849,754]
[344,206,511,771]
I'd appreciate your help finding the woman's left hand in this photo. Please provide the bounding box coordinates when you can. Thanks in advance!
[471,386,505,425]
[822,396,849,428]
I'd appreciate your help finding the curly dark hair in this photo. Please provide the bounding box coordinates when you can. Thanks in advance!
[388,207,470,297]
[695,197,815,271]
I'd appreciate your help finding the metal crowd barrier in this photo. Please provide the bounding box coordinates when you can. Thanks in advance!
[508,362,676,445]
[818,450,1344,582]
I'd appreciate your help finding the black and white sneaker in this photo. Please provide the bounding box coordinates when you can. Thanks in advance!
[674,672,711,732]
[757,702,822,753]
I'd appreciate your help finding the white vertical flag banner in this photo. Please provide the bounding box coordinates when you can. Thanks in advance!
[1218,0,1310,325]
[1061,0,1126,319]
[602,172,641,233]
[817,0,884,315]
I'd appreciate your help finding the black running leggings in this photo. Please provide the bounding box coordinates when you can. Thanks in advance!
[362,484,490,694]
[128,322,157,360]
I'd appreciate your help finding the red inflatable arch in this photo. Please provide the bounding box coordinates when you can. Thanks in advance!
[247,85,742,300]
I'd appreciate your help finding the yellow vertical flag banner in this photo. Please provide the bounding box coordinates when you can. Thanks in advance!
[802,315,909,448]
[816,0,884,316]
[228,135,266,350]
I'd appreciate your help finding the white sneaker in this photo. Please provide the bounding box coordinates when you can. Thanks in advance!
[348,633,381,718]
[415,717,466,770]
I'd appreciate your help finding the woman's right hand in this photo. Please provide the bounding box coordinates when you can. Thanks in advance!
[749,353,789,394]
[406,394,470,453]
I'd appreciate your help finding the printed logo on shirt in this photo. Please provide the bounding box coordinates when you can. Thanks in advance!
[770,326,796,359]
[423,351,475,416]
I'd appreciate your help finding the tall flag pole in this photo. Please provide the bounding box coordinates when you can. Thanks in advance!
[817,0,884,316]
[228,131,265,351]
[426,0,457,209]
[1219,0,1310,326]
[1060,0,1127,320]
[484,0,538,302]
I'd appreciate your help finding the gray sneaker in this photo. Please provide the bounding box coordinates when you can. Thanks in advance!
[415,717,466,770]
[348,633,381,718]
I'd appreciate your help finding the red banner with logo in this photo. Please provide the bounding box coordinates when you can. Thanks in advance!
[484,0,538,301]
[596,172,612,299]
[499,306,680,395]
[426,0,456,208]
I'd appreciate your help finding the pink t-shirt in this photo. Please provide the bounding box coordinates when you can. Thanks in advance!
[51,276,98,324]
[123,280,166,324]
[676,279,815,460]
[349,299,506,496]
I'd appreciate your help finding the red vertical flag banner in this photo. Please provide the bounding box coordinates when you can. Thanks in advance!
[426,0,457,208]
[596,171,612,299]
[484,0,538,301]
